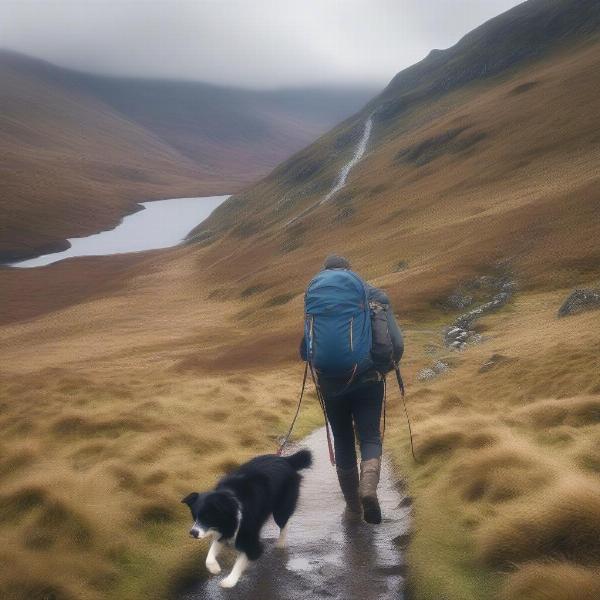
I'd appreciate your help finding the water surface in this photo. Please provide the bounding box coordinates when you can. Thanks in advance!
[9,195,229,268]
[322,116,373,205]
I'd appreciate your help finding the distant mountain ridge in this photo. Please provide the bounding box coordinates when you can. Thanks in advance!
[372,0,600,121]
[186,0,600,322]
[194,0,600,240]
[0,50,376,260]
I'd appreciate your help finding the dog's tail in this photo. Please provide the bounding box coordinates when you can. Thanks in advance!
[284,449,313,471]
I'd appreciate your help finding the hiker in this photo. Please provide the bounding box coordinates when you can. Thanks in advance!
[300,255,403,524]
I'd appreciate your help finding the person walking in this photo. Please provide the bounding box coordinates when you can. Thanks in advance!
[300,255,403,524]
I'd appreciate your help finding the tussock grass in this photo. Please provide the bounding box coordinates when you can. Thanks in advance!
[477,479,600,566]
[0,353,319,600]
[515,396,600,428]
[448,449,549,504]
[416,425,498,460]
[499,561,600,600]
[2,259,597,600]
[384,289,600,600]
[0,486,47,523]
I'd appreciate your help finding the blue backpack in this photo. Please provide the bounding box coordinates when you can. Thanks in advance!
[304,269,373,380]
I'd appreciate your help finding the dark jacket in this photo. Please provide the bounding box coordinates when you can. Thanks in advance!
[299,279,404,384]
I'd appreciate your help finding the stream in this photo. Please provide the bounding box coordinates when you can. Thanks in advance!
[286,115,374,226]
[179,427,411,600]
[7,195,229,268]
[321,116,373,205]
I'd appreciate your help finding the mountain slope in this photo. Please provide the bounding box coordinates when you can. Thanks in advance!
[73,75,379,185]
[177,1,600,597]
[0,51,207,261]
[190,0,600,304]
[0,50,376,260]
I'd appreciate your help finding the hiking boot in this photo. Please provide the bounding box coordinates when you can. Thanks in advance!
[359,457,382,524]
[336,465,362,515]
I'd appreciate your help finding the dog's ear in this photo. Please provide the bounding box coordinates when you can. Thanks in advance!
[181,492,200,507]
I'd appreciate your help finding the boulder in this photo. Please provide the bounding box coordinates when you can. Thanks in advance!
[558,289,600,317]
[432,360,450,374]
[416,368,437,381]
[479,353,509,373]
[446,292,473,310]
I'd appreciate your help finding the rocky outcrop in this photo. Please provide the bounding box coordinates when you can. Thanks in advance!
[415,272,516,385]
[446,292,473,310]
[417,360,450,382]
[558,289,600,317]
[443,276,516,351]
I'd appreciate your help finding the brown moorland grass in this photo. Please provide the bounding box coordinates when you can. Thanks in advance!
[498,561,600,600]
[1,253,598,600]
[0,362,324,599]
[0,249,328,598]
[384,293,600,600]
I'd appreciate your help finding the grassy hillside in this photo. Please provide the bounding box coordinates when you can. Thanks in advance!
[0,50,375,261]
[1,0,599,599]
[385,290,600,600]
[0,52,207,261]
[76,76,380,185]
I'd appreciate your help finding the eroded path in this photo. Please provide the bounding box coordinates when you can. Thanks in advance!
[180,428,411,600]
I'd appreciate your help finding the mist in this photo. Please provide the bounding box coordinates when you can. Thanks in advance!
[1,0,524,88]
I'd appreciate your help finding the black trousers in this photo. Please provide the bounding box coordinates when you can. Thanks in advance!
[322,379,384,470]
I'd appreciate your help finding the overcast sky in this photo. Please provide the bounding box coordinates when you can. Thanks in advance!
[1,0,523,88]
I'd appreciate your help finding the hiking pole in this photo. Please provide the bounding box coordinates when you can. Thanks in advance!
[277,362,308,455]
[394,363,418,463]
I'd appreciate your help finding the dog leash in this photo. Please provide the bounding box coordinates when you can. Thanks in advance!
[280,362,413,465]
[277,362,308,456]
[277,361,336,466]
[309,363,336,466]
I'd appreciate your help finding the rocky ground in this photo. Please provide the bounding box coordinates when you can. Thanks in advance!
[418,272,517,382]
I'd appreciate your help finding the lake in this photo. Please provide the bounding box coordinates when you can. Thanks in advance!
[8,195,229,268]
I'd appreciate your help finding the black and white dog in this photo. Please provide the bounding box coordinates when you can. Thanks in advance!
[181,449,312,588]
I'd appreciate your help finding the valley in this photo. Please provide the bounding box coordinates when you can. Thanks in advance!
[0,50,375,261]
[1,1,600,599]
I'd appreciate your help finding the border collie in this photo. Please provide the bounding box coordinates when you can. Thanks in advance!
[181,449,312,588]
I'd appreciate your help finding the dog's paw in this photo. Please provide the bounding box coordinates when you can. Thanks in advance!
[275,526,288,549]
[206,559,221,575]
[219,576,238,588]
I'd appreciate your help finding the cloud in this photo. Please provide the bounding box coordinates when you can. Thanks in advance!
[0,0,523,88]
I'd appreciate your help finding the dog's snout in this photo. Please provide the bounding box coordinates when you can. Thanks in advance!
[189,528,199,539]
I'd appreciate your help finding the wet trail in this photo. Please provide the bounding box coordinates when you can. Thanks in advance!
[180,428,411,600]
